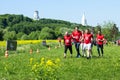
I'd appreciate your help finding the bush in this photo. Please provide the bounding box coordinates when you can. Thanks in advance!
[29,57,61,80]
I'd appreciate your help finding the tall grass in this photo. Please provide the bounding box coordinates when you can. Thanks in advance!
[0,42,120,80]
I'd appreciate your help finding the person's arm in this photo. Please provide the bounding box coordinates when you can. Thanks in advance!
[96,35,100,42]
[72,34,75,39]
[71,31,76,39]
[80,34,84,42]
[91,34,94,42]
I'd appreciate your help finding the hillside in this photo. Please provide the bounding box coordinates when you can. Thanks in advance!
[0,14,90,40]
[0,14,119,41]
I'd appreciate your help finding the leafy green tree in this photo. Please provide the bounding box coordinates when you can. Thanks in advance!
[111,24,119,41]
[101,21,119,41]
[28,31,40,40]
[60,27,73,36]
[21,34,29,40]
[17,32,25,40]
[0,18,7,28]
[3,31,16,40]
[0,29,4,40]
[39,27,56,39]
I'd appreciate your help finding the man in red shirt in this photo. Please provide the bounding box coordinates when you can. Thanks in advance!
[83,29,93,59]
[72,26,82,58]
[64,32,72,58]
[96,31,105,57]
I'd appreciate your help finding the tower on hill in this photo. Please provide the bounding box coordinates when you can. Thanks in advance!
[81,13,87,26]
[33,10,40,20]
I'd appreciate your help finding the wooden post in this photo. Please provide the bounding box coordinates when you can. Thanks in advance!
[29,49,33,54]
[36,49,40,53]
[5,50,9,58]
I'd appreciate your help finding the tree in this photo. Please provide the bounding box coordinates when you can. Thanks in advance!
[28,31,40,40]
[17,32,25,40]
[96,25,101,32]
[3,31,16,40]
[39,27,56,39]
[111,24,119,41]
[0,29,4,40]
[101,21,119,41]
[0,18,8,28]
[21,34,29,40]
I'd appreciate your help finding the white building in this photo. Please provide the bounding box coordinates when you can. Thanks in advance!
[33,10,40,20]
[81,13,87,26]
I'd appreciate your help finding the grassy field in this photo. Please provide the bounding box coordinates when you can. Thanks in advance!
[0,41,120,80]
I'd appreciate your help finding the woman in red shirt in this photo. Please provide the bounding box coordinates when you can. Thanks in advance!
[80,30,86,57]
[64,32,72,58]
[83,29,93,59]
[96,31,105,57]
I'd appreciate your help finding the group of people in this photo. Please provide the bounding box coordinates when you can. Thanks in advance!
[63,26,105,59]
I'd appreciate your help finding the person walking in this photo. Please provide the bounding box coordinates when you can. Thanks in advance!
[83,29,93,59]
[96,31,105,57]
[80,30,86,57]
[63,32,73,58]
[72,26,82,58]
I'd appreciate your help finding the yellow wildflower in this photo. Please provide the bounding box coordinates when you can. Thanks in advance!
[30,58,34,65]
[46,60,54,66]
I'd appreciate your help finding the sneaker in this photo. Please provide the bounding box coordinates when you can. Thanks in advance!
[76,55,80,58]
[87,57,89,59]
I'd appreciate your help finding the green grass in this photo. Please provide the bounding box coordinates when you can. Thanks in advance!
[0,43,120,80]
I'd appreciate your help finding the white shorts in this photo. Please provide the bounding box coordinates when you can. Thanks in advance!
[83,43,92,50]
[80,43,84,50]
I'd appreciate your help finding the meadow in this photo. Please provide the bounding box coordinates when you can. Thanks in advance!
[0,40,120,80]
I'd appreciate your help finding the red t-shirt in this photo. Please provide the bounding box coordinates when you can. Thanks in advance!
[72,30,82,42]
[64,35,72,46]
[96,34,104,45]
[84,33,93,44]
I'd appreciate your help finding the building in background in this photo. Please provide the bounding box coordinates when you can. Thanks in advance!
[33,10,40,20]
[81,13,87,26]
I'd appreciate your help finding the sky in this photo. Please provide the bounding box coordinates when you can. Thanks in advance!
[0,0,120,29]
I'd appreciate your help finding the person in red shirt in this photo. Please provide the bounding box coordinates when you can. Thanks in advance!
[72,26,82,58]
[64,32,72,58]
[83,29,93,59]
[96,31,105,57]
[80,30,86,57]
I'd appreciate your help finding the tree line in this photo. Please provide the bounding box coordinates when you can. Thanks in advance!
[0,14,119,41]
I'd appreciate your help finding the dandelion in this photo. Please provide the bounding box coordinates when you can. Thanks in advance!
[46,60,54,66]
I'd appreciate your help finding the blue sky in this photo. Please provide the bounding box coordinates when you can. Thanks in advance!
[0,0,120,29]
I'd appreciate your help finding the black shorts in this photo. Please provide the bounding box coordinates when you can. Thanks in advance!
[64,45,72,54]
